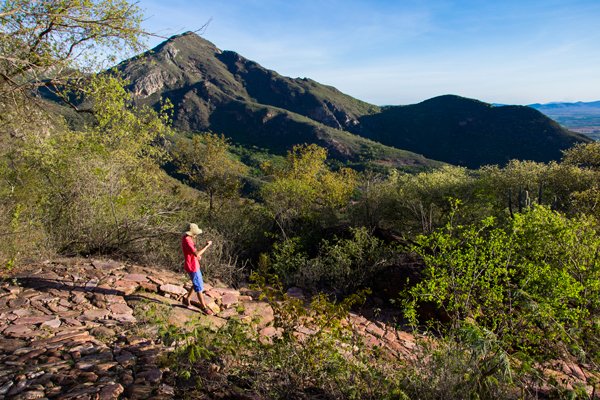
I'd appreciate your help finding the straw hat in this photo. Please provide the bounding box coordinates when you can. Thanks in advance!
[185,223,203,237]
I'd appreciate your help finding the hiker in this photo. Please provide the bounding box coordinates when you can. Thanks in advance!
[182,223,214,315]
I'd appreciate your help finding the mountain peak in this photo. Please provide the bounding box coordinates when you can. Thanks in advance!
[161,31,220,53]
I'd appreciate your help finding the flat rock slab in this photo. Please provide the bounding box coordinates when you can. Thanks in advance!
[160,284,187,296]
[122,274,148,283]
[82,309,109,321]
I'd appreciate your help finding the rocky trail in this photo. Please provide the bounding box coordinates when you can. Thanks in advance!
[1,258,598,399]
[0,258,421,399]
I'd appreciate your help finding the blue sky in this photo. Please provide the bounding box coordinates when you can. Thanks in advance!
[137,0,600,105]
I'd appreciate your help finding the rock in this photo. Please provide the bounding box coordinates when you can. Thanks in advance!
[4,324,35,338]
[139,282,159,292]
[147,276,165,286]
[82,309,109,321]
[122,273,148,283]
[0,338,26,353]
[218,308,239,319]
[157,384,175,396]
[12,308,32,317]
[137,368,162,383]
[85,279,99,290]
[160,284,187,297]
[113,313,137,323]
[80,371,99,382]
[14,390,45,399]
[98,383,124,400]
[42,318,62,329]
[114,280,139,295]
[115,351,136,367]
[109,303,133,315]
[221,293,239,308]
[9,298,29,308]
[0,381,14,395]
[241,301,274,328]
[95,362,118,373]
[127,384,154,399]
[365,323,385,338]
[90,326,116,338]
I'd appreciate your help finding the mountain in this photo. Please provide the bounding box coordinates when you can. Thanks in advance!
[354,95,591,168]
[529,101,600,141]
[116,32,437,171]
[114,32,590,169]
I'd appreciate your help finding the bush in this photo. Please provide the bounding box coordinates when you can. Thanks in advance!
[268,227,395,293]
[404,205,600,362]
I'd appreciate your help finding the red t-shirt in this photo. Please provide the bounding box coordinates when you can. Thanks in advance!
[182,235,200,273]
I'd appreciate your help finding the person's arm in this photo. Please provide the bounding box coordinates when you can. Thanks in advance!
[195,240,212,258]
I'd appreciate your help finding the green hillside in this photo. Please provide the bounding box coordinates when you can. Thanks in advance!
[112,32,439,170]
[114,33,590,170]
[355,95,591,168]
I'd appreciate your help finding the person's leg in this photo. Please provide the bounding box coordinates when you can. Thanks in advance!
[196,290,207,309]
[184,287,194,306]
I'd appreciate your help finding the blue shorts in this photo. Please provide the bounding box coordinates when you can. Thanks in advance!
[188,270,204,293]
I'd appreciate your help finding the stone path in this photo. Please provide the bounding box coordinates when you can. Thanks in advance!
[0,258,416,399]
[1,258,597,399]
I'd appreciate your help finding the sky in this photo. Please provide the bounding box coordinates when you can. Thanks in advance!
[136,0,600,106]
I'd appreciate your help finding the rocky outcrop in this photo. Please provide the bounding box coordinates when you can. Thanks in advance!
[0,258,418,399]
[1,258,596,399]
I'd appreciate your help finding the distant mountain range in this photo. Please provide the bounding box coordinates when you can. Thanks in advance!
[529,101,600,141]
[113,32,590,169]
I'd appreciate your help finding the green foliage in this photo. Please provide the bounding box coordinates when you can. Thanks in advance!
[405,205,600,362]
[172,133,248,213]
[0,73,182,265]
[399,324,517,400]
[261,143,357,238]
[160,275,406,400]
[268,227,393,293]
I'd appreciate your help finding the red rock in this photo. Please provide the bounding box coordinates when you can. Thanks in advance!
[397,331,416,344]
[365,323,385,338]
[569,363,586,381]
[160,284,187,296]
[218,308,239,319]
[12,308,32,317]
[82,309,109,321]
[241,301,274,328]
[9,298,28,308]
[114,280,138,295]
[122,273,148,283]
[147,276,165,286]
[205,289,222,299]
[384,330,397,343]
[139,281,159,292]
[364,335,383,348]
[259,326,282,338]
[221,293,239,308]
[95,362,118,373]
[98,383,124,400]
[115,351,136,367]
[4,324,35,338]
[41,317,62,329]
[14,315,55,325]
[109,303,133,315]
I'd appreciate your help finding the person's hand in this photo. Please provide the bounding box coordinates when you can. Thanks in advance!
[206,240,213,246]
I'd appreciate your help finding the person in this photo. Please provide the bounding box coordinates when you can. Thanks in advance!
[181,223,214,315]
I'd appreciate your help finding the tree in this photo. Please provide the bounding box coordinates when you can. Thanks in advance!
[172,133,248,214]
[260,144,357,238]
[0,0,143,96]
[0,0,146,149]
